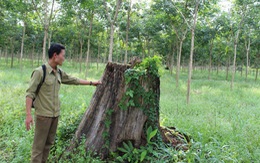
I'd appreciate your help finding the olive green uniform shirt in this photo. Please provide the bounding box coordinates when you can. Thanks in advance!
[26,63,80,117]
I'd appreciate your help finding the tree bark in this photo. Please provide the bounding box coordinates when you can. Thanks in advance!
[245,37,250,81]
[187,0,199,104]
[175,29,187,88]
[231,31,240,89]
[20,21,26,69]
[10,38,14,68]
[208,39,214,80]
[67,62,160,158]
[32,0,55,63]
[231,5,246,90]
[5,46,8,65]
[79,39,83,73]
[124,0,131,64]
[85,12,94,78]
[255,68,258,82]
[104,0,122,62]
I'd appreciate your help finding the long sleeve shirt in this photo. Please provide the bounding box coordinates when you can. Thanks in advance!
[26,63,80,117]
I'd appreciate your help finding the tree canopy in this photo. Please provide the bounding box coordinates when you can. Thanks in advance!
[0,0,259,77]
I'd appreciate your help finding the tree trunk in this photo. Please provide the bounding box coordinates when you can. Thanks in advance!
[32,43,35,68]
[187,1,199,104]
[231,6,246,89]
[124,0,131,64]
[108,24,114,62]
[208,39,214,80]
[10,39,14,68]
[42,25,48,63]
[175,29,187,88]
[97,37,101,70]
[85,12,94,78]
[245,37,250,81]
[176,40,183,88]
[105,0,122,62]
[255,68,258,82]
[20,21,26,69]
[147,39,150,57]
[5,46,8,65]
[48,30,52,49]
[231,31,240,90]
[67,62,160,158]
[169,44,175,75]
[79,39,83,73]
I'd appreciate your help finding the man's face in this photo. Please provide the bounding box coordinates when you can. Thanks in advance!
[54,49,65,66]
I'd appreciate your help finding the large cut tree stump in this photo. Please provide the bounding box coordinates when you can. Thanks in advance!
[68,62,160,158]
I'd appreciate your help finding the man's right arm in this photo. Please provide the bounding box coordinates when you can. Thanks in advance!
[25,97,33,131]
[25,69,41,131]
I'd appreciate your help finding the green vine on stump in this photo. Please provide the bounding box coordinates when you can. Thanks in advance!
[119,55,162,142]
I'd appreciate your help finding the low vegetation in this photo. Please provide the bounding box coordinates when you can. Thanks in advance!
[0,59,259,162]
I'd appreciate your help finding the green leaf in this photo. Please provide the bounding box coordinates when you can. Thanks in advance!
[127,100,135,107]
[128,141,134,149]
[117,147,128,153]
[147,128,158,143]
[126,90,134,98]
[123,142,131,152]
[140,150,147,162]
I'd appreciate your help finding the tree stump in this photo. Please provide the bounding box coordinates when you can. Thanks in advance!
[67,61,160,158]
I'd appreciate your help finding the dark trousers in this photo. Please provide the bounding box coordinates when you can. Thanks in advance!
[31,116,59,163]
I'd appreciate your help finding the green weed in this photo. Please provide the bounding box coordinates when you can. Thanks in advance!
[0,59,260,162]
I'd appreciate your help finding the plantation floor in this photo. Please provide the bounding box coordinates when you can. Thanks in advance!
[0,60,260,162]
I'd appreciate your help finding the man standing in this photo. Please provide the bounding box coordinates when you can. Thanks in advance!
[25,43,101,163]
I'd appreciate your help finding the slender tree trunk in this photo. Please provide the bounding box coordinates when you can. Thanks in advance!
[108,24,115,62]
[32,43,35,68]
[245,38,250,81]
[5,46,8,65]
[147,39,150,57]
[169,43,175,75]
[20,21,26,69]
[10,39,14,68]
[171,20,188,88]
[42,0,49,63]
[176,40,183,88]
[104,30,108,63]
[48,30,52,49]
[97,39,101,70]
[43,25,48,63]
[231,31,240,89]
[241,62,243,77]
[32,0,55,63]
[255,68,258,82]
[79,40,83,73]
[208,39,214,80]
[37,52,40,66]
[105,0,122,62]
[187,0,199,104]
[124,0,131,64]
[217,59,220,75]
[231,6,246,89]
[86,13,94,78]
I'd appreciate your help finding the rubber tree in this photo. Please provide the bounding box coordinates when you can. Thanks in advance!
[186,0,199,104]
[230,0,249,89]
[151,0,190,87]
[104,0,122,62]
[32,0,56,63]
[241,1,260,80]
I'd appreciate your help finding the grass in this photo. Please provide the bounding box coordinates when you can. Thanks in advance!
[160,69,260,162]
[0,58,260,162]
